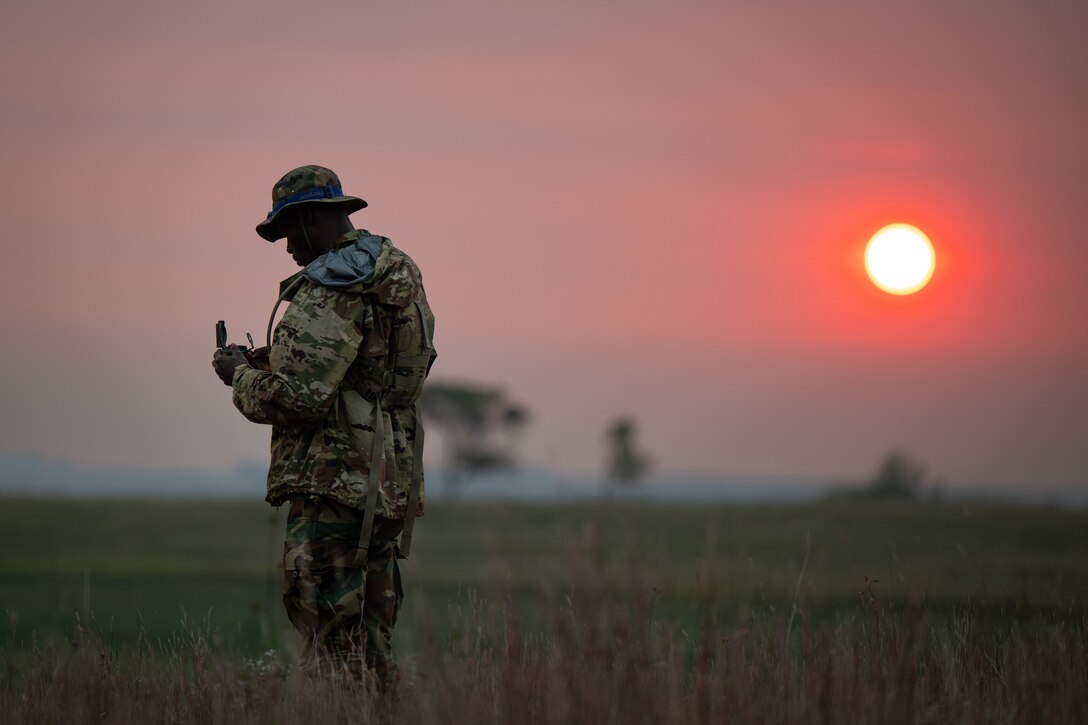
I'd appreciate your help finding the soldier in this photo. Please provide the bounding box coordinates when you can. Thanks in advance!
[211,165,436,687]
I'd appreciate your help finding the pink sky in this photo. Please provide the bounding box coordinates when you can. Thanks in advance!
[1,1,1085,489]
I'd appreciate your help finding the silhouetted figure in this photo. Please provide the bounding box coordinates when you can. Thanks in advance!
[212,165,436,688]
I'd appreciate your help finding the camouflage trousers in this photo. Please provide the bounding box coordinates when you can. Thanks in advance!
[282,495,404,685]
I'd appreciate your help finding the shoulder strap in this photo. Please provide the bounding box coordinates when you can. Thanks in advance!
[398,398,425,559]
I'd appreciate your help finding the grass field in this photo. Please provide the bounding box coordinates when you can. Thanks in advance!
[2,496,1086,722]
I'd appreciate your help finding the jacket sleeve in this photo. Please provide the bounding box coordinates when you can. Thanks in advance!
[231,283,366,427]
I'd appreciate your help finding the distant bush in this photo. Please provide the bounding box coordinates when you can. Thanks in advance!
[604,416,652,487]
[827,450,929,501]
[867,450,926,499]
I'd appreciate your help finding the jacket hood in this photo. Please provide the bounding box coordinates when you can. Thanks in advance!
[301,231,422,307]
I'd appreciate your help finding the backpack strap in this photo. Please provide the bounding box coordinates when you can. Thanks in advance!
[356,388,386,565]
[397,397,425,559]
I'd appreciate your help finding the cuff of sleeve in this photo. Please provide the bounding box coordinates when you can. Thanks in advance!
[230,362,252,387]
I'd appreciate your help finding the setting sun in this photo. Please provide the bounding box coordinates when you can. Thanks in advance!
[864,223,936,295]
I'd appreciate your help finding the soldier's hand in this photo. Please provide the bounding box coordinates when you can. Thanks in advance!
[243,345,272,371]
[212,344,250,386]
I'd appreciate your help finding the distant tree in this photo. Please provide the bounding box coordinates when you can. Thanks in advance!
[866,450,926,500]
[605,416,651,487]
[420,381,530,497]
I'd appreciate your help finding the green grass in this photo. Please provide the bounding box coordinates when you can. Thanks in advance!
[1,497,1085,653]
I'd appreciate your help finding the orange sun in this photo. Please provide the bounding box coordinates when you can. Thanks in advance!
[864,223,936,295]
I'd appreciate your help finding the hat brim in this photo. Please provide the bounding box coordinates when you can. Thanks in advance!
[255,196,367,242]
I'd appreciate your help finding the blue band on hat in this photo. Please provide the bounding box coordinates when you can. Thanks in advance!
[267,185,345,218]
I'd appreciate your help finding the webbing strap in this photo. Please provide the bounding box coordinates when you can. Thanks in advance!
[356,395,385,564]
[397,399,425,559]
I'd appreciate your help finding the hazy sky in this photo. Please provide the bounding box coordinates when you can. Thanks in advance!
[1,1,1085,489]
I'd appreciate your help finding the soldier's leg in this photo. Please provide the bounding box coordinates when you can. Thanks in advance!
[362,515,405,686]
[281,495,367,674]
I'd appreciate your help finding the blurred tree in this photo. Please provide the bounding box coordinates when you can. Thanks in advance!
[866,450,925,499]
[420,382,530,497]
[605,416,651,487]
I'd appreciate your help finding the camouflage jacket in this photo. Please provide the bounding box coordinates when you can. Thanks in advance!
[232,230,436,519]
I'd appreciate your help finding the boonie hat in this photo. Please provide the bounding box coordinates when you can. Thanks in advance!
[256,165,367,242]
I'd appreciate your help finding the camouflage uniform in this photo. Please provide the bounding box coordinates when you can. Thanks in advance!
[232,167,436,683]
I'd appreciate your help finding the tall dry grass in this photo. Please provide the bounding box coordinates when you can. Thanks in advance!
[4,501,1086,723]
[4,591,1086,724]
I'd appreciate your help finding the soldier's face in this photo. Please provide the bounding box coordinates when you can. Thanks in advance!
[285,206,340,267]
[285,207,323,267]
[284,223,310,267]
